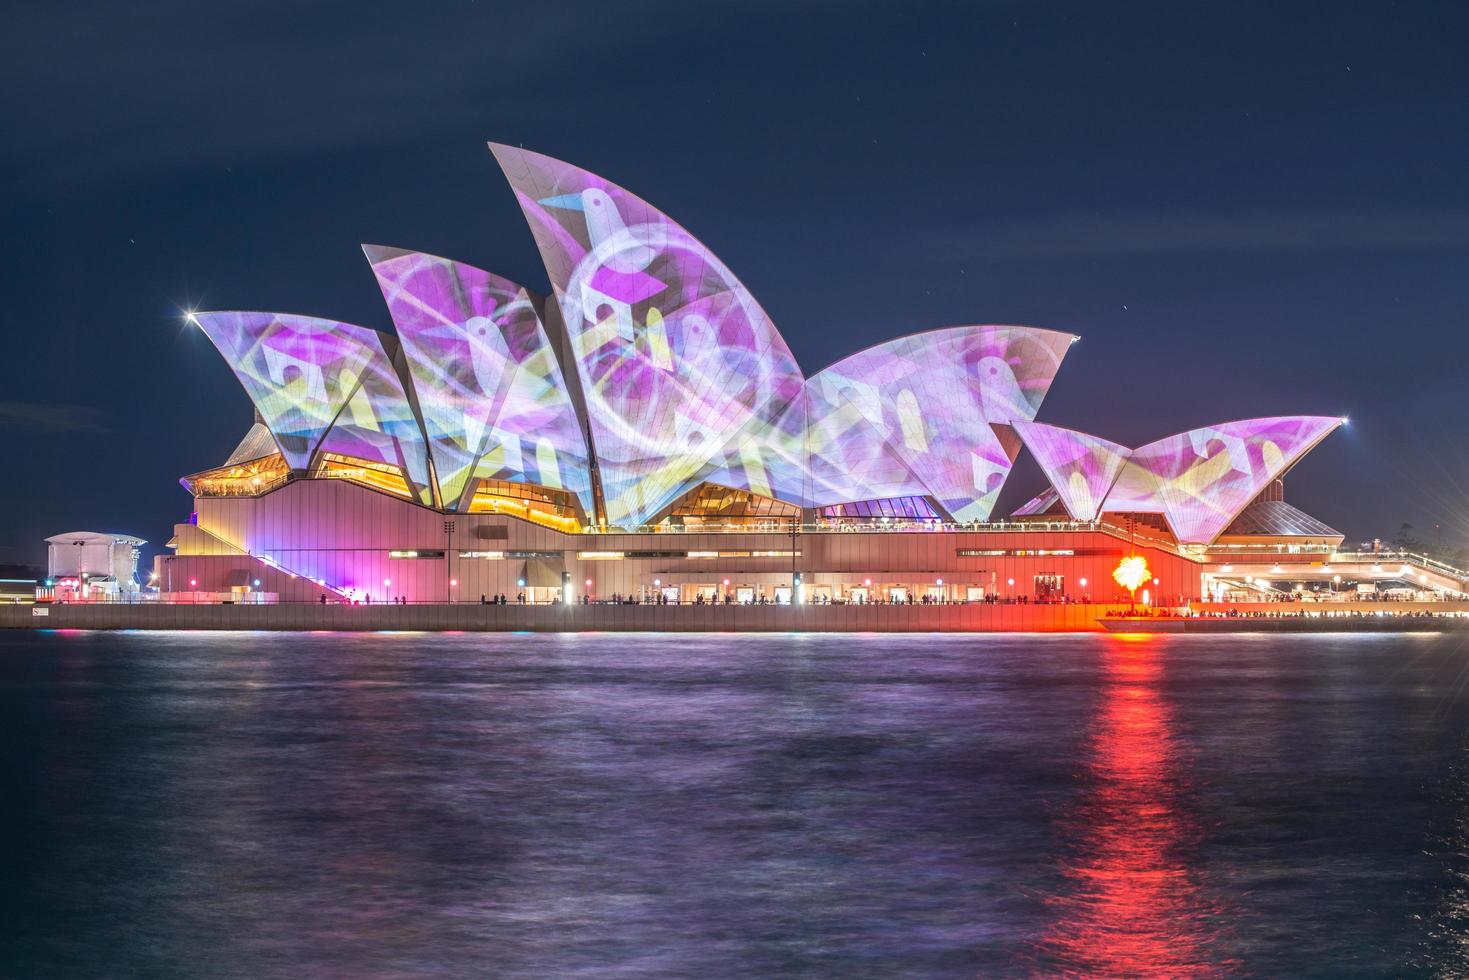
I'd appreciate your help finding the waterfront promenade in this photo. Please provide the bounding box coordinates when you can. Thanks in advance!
[5,600,1469,633]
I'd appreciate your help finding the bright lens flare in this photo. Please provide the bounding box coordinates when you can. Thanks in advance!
[1113,555,1151,593]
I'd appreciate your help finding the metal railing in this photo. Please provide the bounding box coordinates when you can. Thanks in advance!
[1327,551,1469,580]
[588,518,1124,536]
[1203,547,1468,580]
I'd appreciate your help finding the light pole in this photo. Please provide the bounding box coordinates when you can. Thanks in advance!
[790,518,799,605]
[443,519,456,604]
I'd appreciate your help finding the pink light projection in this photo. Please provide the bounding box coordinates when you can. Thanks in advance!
[1016,416,1343,543]
[1125,416,1342,544]
[802,372,928,509]
[806,327,1076,521]
[1013,486,1064,517]
[1012,421,1131,522]
[490,143,807,527]
[188,148,1342,541]
[364,246,592,515]
[193,311,432,502]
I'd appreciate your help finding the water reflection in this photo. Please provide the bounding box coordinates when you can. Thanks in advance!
[1038,636,1227,977]
[3,631,1462,975]
[1426,725,1469,976]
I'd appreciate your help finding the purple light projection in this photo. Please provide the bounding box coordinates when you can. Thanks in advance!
[490,143,807,527]
[1012,420,1131,522]
[1016,416,1343,542]
[1124,416,1343,543]
[364,246,592,515]
[193,311,431,501]
[806,327,1076,521]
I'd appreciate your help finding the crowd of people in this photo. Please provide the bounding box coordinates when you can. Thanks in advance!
[1106,606,1467,620]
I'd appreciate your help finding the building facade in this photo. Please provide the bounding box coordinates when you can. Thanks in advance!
[156,145,1402,610]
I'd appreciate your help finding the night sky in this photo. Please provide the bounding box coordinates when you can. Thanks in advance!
[3,1,1466,566]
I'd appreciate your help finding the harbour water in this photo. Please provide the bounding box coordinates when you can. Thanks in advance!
[2,629,1469,976]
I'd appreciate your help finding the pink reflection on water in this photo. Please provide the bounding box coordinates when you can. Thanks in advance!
[1038,636,1230,977]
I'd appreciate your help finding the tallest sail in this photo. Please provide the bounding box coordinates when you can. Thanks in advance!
[489,144,807,528]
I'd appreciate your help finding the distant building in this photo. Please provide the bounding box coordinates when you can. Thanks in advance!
[45,532,145,600]
[0,571,37,604]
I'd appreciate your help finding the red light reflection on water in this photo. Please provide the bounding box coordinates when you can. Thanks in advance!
[1037,635,1229,977]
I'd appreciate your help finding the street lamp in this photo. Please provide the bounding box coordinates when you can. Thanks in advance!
[443,520,456,604]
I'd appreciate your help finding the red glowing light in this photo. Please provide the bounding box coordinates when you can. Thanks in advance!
[1112,555,1150,593]
[1037,640,1225,974]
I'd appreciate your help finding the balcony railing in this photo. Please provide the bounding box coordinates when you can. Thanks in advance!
[582,518,1112,535]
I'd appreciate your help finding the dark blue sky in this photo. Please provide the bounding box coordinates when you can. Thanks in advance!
[2,0,1466,564]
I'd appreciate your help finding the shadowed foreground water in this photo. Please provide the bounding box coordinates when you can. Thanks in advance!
[4,630,1469,977]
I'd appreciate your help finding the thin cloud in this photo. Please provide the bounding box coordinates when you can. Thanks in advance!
[0,401,111,434]
[930,211,1469,260]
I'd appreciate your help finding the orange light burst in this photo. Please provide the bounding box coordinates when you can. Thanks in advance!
[1113,555,1151,593]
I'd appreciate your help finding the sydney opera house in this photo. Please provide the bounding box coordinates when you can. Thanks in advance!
[159,144,1358,608]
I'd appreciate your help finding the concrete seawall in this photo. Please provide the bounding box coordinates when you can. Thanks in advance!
[10,602,1467,634]
[3,602,1119,633]
[1102,615,1469,633]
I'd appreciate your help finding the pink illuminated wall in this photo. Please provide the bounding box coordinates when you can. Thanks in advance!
[365,246,592,515]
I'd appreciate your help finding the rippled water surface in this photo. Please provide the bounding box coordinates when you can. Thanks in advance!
[4,630,1469,977]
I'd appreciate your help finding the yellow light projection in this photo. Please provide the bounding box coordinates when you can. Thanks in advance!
[1112,554,1151,594]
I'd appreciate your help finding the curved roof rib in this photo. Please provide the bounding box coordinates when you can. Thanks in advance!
[489,143,806,527]
[1011,420,1131,522]
[1121,416,1342,544]
[364,246,593,515]
[807,326,1076,521]
[192,311,432,502]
